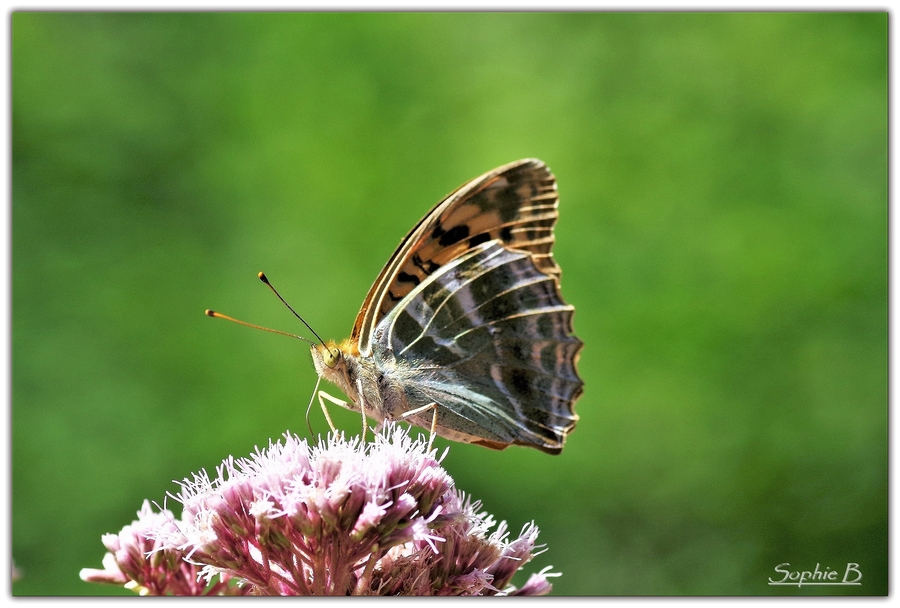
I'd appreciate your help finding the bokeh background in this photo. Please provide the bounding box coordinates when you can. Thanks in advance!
[12,12,887,596]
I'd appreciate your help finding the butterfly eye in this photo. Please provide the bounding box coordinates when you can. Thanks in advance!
[323,347,341,369]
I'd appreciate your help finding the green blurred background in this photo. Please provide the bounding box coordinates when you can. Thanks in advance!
[12,12,887,596]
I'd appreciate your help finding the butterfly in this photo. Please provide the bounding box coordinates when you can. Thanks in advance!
[310,159,583,454]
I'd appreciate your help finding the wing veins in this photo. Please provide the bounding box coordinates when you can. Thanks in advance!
[453,305,574,340]
[395,244,514,356]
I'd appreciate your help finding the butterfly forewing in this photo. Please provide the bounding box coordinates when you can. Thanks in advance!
[351,159,562,355]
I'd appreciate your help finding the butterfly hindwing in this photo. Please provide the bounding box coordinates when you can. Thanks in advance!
[372,241,582,453]
[352,159,561,355]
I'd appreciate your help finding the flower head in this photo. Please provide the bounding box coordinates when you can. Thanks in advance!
[81,424,557,596]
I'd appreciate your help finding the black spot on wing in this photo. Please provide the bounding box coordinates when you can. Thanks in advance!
[432,223,470,246]
[412,253,439,274]
[468,232,491,247]
[397,271,421,286]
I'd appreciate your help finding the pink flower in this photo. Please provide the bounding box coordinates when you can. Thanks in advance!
[78,500,246,595]
[81,424,558,596]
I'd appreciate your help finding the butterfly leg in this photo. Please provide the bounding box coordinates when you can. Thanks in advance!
[317,390,375,442]
[400,402,439,452]
[317,390,348,436]
[355,377,371,442]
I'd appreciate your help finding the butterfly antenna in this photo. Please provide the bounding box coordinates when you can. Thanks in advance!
[204,310,314,344]
[257,272,330,349]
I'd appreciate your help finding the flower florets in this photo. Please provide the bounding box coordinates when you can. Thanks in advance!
[80,424,558,596]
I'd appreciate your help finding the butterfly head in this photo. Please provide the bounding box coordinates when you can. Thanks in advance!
[310,339,360,391]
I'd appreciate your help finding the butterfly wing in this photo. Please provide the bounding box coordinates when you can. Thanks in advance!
[372,240,583,453]
[351,159,561,356]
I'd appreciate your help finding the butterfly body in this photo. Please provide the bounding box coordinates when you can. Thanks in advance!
[312,159,583,454]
